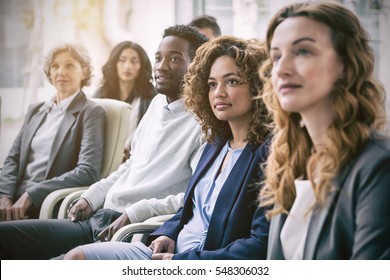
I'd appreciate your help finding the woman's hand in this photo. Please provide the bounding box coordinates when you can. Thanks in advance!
[11,192,32,220]
[0,196,13,221]
[67,197,92,221]
[97,212,130,241]
[149,235,175,254]
[152,252,174,260]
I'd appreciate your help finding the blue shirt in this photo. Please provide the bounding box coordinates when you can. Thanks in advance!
[175,141,244,253]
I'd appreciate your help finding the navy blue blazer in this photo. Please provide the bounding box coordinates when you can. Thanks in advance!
[150,138,270,259]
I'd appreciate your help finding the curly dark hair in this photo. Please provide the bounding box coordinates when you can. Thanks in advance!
[97,41,155,103]
[183,35,270,144]
[163,24,209,61]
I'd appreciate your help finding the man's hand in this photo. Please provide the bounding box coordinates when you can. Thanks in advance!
[122,148,130,163]
[97,212,130,242]
[67,197,92,222]
[149,236,175,254]
[0,196,13,221]
[11,192,32,220]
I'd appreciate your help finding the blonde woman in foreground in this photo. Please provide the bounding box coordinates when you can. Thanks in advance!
[259,1,390,259]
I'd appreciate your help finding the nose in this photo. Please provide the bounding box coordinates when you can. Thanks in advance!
[57,66,66,76]
[155,58,169,71]
[274,55,293,77]
[213,83,226,98]
[124,60,132,69]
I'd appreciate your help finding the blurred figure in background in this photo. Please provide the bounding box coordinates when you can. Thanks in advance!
[189,15,221,40]
[94,41,156,161]
[0,43,105,220]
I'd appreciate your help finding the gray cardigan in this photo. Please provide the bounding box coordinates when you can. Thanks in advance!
[0,91,105,208]
[267,132,390,259]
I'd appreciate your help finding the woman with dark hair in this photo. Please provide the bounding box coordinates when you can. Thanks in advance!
[259,1,390,259]
[94,41,156,160]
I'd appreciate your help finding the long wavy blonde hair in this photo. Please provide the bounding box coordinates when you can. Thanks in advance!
[183,35,270,144]
[259,1,387,218]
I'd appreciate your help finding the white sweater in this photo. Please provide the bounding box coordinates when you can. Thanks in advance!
[82,94,204,222]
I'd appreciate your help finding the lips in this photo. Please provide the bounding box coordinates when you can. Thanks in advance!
[278,83,301,94]
[155,74,172,83]
[214,101,231,110]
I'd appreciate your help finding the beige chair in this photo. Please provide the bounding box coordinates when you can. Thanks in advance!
[39,98,131,219]
[111,214,175,243]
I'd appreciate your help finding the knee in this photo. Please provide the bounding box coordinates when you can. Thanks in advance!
[63,248,86,260]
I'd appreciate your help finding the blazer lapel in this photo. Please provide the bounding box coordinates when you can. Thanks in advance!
[180,142,225,223]
[206,143,256,249]
[303,161,354,259]
[45,92,85,177]
[267,210,287,259]
[19,107,47,177]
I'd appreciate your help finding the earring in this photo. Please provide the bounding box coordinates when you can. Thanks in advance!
[299,119,305,128]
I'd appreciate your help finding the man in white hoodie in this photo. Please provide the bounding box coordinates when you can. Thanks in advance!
[0,25,208,259]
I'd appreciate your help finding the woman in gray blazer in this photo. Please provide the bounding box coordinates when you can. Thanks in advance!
[0,43,105,220]
[258,1,390,259]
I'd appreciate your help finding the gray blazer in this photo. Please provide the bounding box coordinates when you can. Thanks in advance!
[0,91,105,209]
[267,132,390,259]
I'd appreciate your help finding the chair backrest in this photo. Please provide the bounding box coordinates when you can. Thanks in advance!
[90,98,131,178]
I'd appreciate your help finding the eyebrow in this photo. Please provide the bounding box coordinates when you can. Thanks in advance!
[292,37,316,45]
[155,50,184,57]
[271,37,316,51]
[208,72,239,80]
[52,59,75,63]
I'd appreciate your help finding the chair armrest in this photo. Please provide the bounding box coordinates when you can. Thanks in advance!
[111,222,164,243]
[57,189,88,219]
[144,214,174,223]
[39,186,89,219]
[111,214,175,243]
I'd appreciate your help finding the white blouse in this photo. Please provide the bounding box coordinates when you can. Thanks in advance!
[280,179,316,259]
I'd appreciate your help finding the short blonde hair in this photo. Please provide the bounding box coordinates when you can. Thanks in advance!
[43,43,92,87]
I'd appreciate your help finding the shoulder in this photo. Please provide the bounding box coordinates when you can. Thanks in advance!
[253,136,272,159]
[146,94,166,108]
[355,132,390,165]
[23,101,45,119]
[341,131,390,184]
[28,101,45,112]
[76,92,106,116]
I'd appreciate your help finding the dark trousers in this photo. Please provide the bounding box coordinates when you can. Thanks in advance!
[0,208,121,259]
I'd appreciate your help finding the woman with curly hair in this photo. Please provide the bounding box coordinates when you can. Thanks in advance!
[64,35,271,260]
[259,1,390,259]
[94,41,156,160]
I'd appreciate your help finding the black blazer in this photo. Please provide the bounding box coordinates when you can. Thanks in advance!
[150,138,270,259]
[267,132,390,259]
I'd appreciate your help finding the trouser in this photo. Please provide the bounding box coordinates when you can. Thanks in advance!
[80,241,153,260]
[0,208,121,259]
